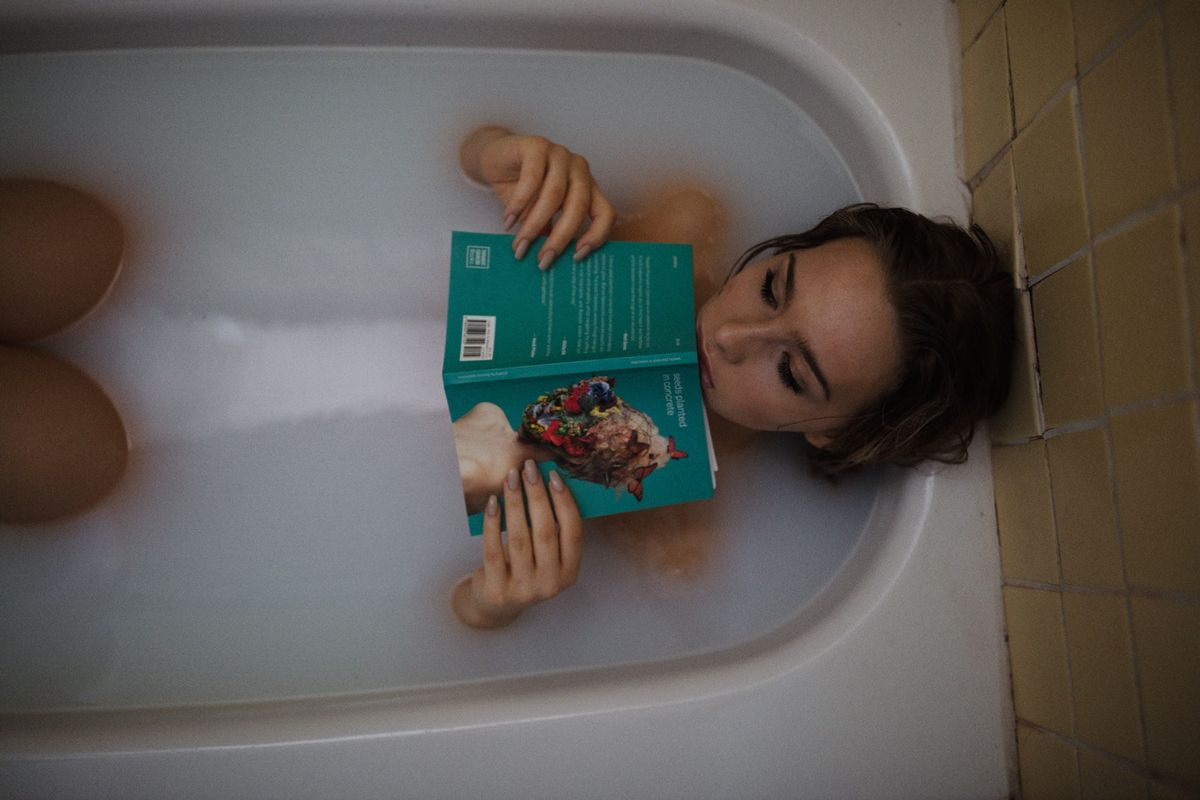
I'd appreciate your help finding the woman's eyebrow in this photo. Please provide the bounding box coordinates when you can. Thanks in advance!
[781,253,832,401]
[782,252,796,305]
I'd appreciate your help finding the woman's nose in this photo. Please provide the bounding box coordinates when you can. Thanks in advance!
[711,317,773,363]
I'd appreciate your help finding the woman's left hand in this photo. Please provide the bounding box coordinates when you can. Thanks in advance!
[451,459,583,628]
[459,126,616,268]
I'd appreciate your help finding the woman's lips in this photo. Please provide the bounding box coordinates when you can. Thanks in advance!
[696,322,715,390]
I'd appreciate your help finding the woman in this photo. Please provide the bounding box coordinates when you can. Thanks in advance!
[451,126,1014,628]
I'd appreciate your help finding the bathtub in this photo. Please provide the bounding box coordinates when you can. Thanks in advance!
[0,1,1013,797]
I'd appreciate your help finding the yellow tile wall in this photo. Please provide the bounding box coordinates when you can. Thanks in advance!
[959,0,1199,796]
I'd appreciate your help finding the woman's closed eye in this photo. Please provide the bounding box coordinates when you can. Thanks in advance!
[777,352,804,395]
[759,268,777,309]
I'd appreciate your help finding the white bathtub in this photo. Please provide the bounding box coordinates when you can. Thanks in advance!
[0,1,1014,797]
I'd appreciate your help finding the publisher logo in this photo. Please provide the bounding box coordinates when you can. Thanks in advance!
[466,245,491,269]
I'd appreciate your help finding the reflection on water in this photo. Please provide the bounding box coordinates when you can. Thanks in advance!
[57,304,446,446]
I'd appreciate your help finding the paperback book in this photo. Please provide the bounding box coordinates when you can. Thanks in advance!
[443,232,716,534]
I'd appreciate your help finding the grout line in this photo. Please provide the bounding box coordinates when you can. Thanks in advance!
[958,0,1006,56]
[1158,1,1199,398]
[964,141,1013,194]
[1106,389,1200,420]
[1074,0,1168,82]
[1024,181,1200,288]
[1078,48,1155,756]
[1055,581,1084,790]
[1003,579,1200,606]
[1089,183,1198,247]
[1010,77,1075,143]
[1025,242,1088,288]
[1041,416,1106,439]
[993,398,1200,452]
[1013,719,1200,795]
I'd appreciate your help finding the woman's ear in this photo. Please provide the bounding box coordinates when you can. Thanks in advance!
[804,431,834,449]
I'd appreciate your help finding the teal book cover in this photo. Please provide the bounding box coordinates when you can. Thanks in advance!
[444,232,716,535]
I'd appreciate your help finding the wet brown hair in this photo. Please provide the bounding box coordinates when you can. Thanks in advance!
[730,203,1016,477]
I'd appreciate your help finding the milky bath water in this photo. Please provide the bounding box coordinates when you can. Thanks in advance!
[0,48,880,710]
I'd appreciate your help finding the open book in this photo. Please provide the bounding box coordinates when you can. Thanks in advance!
[443,232,716,534]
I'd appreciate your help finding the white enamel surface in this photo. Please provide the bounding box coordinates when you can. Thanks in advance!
[0,1,1012,798]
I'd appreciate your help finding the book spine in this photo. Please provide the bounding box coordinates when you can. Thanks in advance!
[444,351,697,385]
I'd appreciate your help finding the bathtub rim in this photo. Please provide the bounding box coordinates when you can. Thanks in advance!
[0,0,948,217]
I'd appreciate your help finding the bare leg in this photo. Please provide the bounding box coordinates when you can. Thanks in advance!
[0,179,124,342]
[0,181,129,525]
[0,346,128,524]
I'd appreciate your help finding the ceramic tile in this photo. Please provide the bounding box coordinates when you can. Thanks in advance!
[963,11,1015,179]
[1183,193,1200,379]
[1046,427,1123,590]
[1063,593,1144,761]
[1007,0,1077,129]
[1093,208,1188,408]
[1071,0,1154,68]
[990,296,1041,442]
[1110,401,1200,594]
[972,151,1020,281]
[1165,1,1200,185]
[1149,780,1200,800]
[1080,17,1176,235]
[992,441,1059,583]
[1018,724,1081,800]
[1005,587,1074,734]
[1013,92,1089,275]
[1032,257,1105,426]
[958,0,1004,52]
[1078,748,1150,800]
[1130,596,1200,784]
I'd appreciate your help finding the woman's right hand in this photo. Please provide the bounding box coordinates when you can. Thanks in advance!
[451,459,583,628]
[458,126,616,269]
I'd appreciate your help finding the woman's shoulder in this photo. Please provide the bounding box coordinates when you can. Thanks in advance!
[612,183,731,302]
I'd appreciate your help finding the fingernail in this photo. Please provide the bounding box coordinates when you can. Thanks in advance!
[537,249,557,271]
[573,243,592,263]
[514,239,529,260]
[485,494,499,516]
[502,213,517,231]
[548,470,564,492]
[523,458,539,485]
[506,467,520,491]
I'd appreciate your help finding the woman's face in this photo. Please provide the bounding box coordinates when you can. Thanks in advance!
[695,237,902,447]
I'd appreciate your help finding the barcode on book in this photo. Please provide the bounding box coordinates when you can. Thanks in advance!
[459,315,496,361]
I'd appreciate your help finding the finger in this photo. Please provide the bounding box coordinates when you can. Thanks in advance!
[547,470,583,586]
[521,460,560,583]
[502,137,550,227]
[480,494,507,589]
[513,145,570,260]
[539,157,592,269]
[574,188,617,262]
[502,466,534,590]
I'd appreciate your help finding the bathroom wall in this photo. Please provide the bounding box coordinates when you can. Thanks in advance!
[956,0,1198,797]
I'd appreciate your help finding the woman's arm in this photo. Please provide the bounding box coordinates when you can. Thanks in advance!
[452,460,583,628]
[458,126,617,269]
